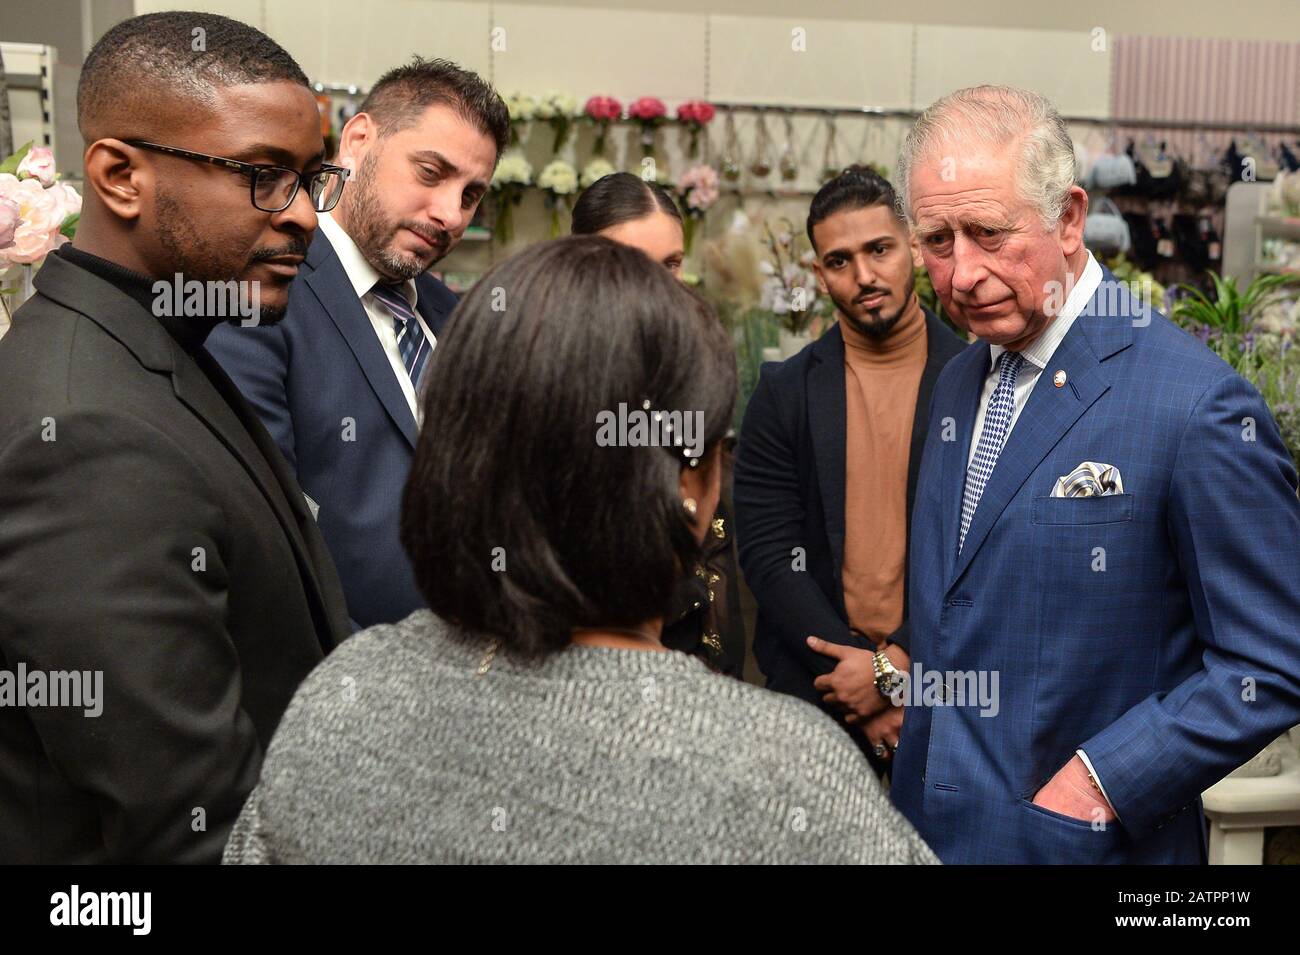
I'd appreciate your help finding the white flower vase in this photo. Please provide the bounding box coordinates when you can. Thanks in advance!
[778,327,812,359]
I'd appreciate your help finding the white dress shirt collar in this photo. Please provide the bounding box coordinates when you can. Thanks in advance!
[315,210,419,310]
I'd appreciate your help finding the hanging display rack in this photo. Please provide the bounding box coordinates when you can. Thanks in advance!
[310,83,1300,136]
[709,100,1300,136]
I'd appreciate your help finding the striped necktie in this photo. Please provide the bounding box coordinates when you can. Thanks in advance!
[959,350,1025,552]
[370,281,431,389]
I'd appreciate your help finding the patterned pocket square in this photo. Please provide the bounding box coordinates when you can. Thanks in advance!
[1050,461,1125,498]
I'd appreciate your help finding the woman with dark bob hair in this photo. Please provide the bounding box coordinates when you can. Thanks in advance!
[223,236,936,865]
[571,171,747,678]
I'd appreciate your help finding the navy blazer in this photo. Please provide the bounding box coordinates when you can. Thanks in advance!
[733,309,966,711]
[207,231,458,629]
[892,267,1300,863]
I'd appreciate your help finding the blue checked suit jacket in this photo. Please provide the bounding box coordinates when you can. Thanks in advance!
[891,267,1300,864]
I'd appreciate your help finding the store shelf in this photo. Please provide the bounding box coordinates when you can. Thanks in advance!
[1256,216,1300,241]
[0,43,58,155]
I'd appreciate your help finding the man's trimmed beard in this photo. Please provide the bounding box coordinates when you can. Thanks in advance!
[834,268,917,340]
[154,187,297,327]
[344,149,450,281]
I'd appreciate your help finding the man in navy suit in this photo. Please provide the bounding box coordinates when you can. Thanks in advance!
[734,167,966,770]
[209,58,508,629]
[891,85,1300,863]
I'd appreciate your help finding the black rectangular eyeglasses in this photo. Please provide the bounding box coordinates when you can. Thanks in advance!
[125,140,350,213]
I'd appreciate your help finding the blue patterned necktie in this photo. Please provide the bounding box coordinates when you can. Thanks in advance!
[959,350,1025,552]
[370,281,431,390]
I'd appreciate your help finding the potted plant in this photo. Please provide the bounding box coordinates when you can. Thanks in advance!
[757,217,830,357]
[1170,269,1300,473]
[1170,270,1299,369]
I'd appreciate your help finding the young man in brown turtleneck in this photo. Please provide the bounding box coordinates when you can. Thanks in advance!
[734,166,968,773]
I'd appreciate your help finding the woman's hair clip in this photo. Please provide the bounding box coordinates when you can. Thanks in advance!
[640,396,702,468]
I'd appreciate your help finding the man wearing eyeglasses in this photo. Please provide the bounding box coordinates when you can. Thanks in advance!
[207,57,507,630]
[0,12,352,862]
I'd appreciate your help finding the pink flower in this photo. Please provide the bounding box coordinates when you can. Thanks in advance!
[628,97,667,121]
[584,96,622,121]
[677,100,715,124]
[0,173,68,265]
[679,165,718,190]
[687,190,714,210]
[16,146,57,187]
[0,197,19,250]
[46,180,82,222]
[4,221,64,264]
[678,165,719,211]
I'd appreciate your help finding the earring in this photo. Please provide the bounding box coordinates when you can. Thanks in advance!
[682,497,698,518]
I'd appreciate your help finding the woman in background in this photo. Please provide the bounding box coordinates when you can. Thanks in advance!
[572,172,745,678]
[224,236,936,865]
[572,171,686,276]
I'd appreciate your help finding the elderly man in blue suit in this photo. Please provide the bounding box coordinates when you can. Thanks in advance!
[209,58,507,629]
[890,85,1300,864]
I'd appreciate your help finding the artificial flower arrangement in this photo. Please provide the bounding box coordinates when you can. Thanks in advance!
[756,217,831,335]
[627,97,667,158]
[674,163,719,255]
[696,210,830,429]
[579,157,617,189]
[504,92,538,146]
[490,152,534,244]
[582,96,622,156]
[537,159,579,238]
[485,92,719,257]
[676,100,715,158]
[511,90,716,167]
[0,143,82,330]
[535,90,579,152]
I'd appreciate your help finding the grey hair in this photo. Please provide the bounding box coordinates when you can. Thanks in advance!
[896,86,1076,231]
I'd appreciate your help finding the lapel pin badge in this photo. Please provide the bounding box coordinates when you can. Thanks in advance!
[1053,370,1067,388]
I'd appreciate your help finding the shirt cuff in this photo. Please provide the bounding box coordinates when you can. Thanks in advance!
[1076,748,1121,823]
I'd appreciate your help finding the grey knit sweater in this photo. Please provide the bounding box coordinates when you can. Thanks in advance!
[223,610,938,864]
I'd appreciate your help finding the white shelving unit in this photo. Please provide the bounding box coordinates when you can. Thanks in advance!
[1254,214,1300,278]
[1,42,59,159]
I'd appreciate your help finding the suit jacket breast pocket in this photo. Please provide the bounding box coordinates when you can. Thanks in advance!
[1031,494,1134,525]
